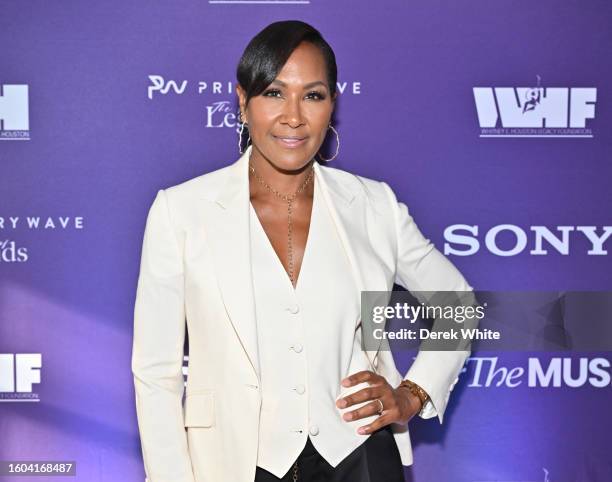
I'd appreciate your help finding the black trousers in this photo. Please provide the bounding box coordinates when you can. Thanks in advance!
[254,425,405,482]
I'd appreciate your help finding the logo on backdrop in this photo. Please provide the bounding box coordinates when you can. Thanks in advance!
[0,84,30,141]
[473,76,597,138]
[462,357,610,388]
[475,467,552,482]
[206,0,311,4]
[146,75,362,132]
[0,354,42,402]
[0,215,85,264]
[444,224,612,257]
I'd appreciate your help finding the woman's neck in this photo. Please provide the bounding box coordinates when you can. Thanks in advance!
[248,146,315,200]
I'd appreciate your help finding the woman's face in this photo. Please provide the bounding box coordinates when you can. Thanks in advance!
[237,41,336,172]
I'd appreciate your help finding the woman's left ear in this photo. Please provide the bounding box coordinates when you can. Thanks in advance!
[236,84,246,118]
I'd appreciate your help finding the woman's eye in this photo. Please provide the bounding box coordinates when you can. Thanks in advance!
[262,89,326,100]
[306,91,326,100]
[263,89,281,97]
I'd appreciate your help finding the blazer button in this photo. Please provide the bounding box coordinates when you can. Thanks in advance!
[286,304,300,314]
[292,343,303,353]
[294,384,305,395]
[309,425,319,436]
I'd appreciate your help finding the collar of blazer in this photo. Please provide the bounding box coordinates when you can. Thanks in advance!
[199,144,387,381]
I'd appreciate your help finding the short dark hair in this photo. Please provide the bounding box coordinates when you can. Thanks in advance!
[236,20,338,106]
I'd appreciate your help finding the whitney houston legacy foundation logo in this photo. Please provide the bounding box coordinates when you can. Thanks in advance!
[0,354,42,402]
[473,76,597,138]
[0,84,30,140]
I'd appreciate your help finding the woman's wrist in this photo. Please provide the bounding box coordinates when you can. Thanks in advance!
[396,379,430,414]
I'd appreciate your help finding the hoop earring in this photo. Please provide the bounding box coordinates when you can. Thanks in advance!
[237,110,251,154]
[316,124,339,162]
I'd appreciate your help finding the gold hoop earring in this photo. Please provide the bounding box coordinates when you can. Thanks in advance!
[237,110,251,154]
[316,124,339,162]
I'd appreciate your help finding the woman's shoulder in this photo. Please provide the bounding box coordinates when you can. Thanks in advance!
[161,162,235,203]
[317,162,395,206]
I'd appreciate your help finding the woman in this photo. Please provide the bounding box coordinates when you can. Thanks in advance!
[131,20,472,482]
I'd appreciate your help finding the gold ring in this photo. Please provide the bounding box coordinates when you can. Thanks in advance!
[375,398,384,415]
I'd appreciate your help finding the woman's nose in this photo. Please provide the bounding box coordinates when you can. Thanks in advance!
[281,96,304,127]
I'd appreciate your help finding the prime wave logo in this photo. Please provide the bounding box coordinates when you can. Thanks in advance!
[147,75,242,132]
[473,76,597,138]
[146,74,362,133]
[147,75,188,99]
[0,84,30,141]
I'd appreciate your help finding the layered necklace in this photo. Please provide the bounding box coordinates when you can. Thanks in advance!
[248,158,315,287]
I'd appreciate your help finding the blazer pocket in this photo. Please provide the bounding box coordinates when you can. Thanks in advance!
[183,390,215,428]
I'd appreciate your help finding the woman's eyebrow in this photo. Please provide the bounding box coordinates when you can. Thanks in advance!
[271,79,328,90]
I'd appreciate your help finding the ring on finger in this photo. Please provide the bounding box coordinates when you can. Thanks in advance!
[374,398,384,415]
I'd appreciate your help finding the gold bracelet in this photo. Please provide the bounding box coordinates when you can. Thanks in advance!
[397,379,430,413]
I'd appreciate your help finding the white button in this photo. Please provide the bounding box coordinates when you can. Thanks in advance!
[309,425,319,436]
[294,384,305,395]
[292,343,303,353]
[286,304,300,314]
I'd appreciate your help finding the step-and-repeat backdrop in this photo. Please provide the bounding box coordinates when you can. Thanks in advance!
[1,1,611,481]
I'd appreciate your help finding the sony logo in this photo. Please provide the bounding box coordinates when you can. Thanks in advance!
[444,225,611,256]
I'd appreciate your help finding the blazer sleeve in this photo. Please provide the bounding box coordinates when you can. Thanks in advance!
[131,189,195,482]
[380,181,474,425]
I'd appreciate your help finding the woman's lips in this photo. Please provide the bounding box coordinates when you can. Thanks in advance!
[274,135,307,148]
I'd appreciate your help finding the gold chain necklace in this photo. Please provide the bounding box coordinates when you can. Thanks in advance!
[248,159,314,287]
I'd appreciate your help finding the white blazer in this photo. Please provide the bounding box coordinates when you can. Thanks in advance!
[131,145,473,482]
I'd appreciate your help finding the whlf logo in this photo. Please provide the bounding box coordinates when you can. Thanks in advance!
[0,84,30,140]
[0,354,42,402]
[473,76,596,138]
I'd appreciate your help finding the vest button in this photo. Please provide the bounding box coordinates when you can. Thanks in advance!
[286,304,300,314]
[309,425,319,436]
[295,384,305,395]
[292,343,303,353]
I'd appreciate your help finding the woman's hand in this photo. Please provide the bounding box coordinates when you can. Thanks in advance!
[335,370,423,435]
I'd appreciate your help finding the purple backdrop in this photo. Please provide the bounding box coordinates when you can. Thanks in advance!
[1,1,611,481]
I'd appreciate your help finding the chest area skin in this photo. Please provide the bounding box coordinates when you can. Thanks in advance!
[249,190,313,288]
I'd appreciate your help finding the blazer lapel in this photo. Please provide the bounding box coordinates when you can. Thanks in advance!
[201,145,261,381]
[314,163,390,365]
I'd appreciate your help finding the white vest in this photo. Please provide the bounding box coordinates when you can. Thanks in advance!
[249,176,382,479]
